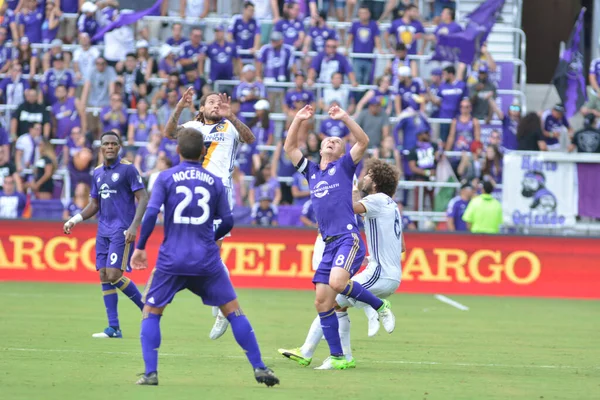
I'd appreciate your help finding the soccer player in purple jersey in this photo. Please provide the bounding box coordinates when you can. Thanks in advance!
[130,128,279,387]
[63,131,148,338]
[281,104,395,370]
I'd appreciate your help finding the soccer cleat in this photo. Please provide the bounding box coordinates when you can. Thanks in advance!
[254,367,280,387]
[367,313,380,337]
[209,314,229,340]
[92,327,122,338]
[377,299,396,334]
[346,358,356,369]
[314,356,351,370]
[278,347,312,366]
[136,372,158,386]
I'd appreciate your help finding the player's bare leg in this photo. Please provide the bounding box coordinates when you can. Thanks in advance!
[137,304,165,385]
[210,239,231,340]
[219,299,279,387]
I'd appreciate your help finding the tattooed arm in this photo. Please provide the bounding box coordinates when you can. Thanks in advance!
[164,87,195,139]
[229,114,256,144]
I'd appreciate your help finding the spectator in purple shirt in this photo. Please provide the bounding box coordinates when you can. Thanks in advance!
[158,135,179,167]
[425,6,462,52]
[541,104,574,151]
[236,139,260,177]
[385,4,424,76]
[0,27,13,74]
[0,4,17,44]
[394,65,426,115]
[228,1,261,64]
[346,5,382,86]
[251,195,279,227]
[100,93,128,136]
[283,71,315,118]
[256,31,296,111]
[247,99,274,147]
[178,26,205,74]
[291,171,310,206]
[77,1,98,39]
[0,62,29,110]
[42,53,75,105]
[304,9,338,54]
[42,1,61,45]
[62,126,93,189]
[127,98,158,144]
[274,1,305,50]
[17,0,44,43]
[319,101,350,140]
[201,24,241,82]
[134,130,161,179]
[433,65,468,142]
[0,175,26,218]
[249,162,281,206]
[157,46,180,79]
[233,64,266,115]
[308,38,357,87]
[52,84,85,140]
[446,182,473,232]
[300,198,317,228]
[166,22,187,47]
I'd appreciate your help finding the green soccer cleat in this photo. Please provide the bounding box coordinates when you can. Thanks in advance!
[278,347,312,366]
[135,372,158,386]
[377,299,396,333]
[254,367,280,387]
[314,356,351,370]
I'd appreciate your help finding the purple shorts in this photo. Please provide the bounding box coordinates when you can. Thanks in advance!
[313,233,366,285]
[141,266,237,308]
[95,234,134,272]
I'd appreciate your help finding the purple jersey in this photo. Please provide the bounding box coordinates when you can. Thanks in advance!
[301,199,317,224]
[136,146,159,174]
[0,76,28,105]
[397,78,425,111]
[285,88,314,109]
[453,118,475,151]
[0,191,26,218]
[179,41,205,60]
[129,113,158,142]
[502,115,519,151]
[310,52,353,83]
[149,162,231,275]
[0,9,16,41]
[541,109,570,146]
[66,201,83,217]
[394,112,431,150]
[158,59,178,75]
[257,44,295,81]
[52,97,80,139]
[100,106,128,135]
[159,137,179,167]
[60,0,79,13]
[274,18,304,47]
[166,36,187,46]
[42,17,59,44]
[292,172,310,206]
[236,141,258,175]
[77,14,98,38]
[446,196,469,231]
[90,158,145,237]
[204,41,238,81]
[0,44,13,71]
[388,18,424,55]
[252,205,277,226]
[320,118,350,138]
[229,15,260,58]
[308,26,338,52]
[232,81,267,113]
[590,58,600,88]
[253,177,279,201]
[42,69,75,104]
[438,80,468,118]
[434,21,462,40]
[18,9,44,43]
[349,20,380,54]
[251,120,274,146]
[296,153,359,239]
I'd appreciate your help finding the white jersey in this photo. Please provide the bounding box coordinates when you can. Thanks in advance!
[182,119,240,188]
[358,192,402,282]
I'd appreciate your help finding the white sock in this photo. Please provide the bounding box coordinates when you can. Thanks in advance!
[363,305,378,321]
[300,316,323,358]
[337,311,352,361]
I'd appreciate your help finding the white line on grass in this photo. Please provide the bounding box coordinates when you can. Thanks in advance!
[5,347,598,370]
[434,294,469,311]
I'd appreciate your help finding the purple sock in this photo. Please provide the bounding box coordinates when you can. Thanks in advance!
[101,283,119,328]
[341,280,384,311]
[140,312,161,375]
[226,310,266,369]
[319,308,343,357]
[113,277,144,310]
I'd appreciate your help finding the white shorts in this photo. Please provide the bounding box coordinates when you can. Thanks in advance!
[312,234,325,271]
[336,265,400,309]
[214,187,234,240]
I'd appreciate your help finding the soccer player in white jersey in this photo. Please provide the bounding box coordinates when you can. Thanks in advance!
[164,88,256,339]
[279,158,404,368]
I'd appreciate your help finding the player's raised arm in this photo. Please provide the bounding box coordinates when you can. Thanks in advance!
[329,105,369,164]
[164,87,194,139]
[218,93,255,144]
[63,197,99,234]
[284,105,314,167]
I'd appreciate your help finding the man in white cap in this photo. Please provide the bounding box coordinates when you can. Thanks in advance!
[233,64,266,115]
[394,65,425,116]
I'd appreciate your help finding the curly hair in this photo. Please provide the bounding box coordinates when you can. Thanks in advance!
[365,158,400,198]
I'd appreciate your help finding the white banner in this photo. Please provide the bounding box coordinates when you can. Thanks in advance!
[502,153,578,227]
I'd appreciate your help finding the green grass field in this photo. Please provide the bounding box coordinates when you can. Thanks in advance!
[0,282,598,400]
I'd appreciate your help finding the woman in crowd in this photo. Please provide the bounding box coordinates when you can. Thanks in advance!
[62,126,93,190]
[14,37,38,77]
[374,135,402,171]
[516,112,548,151]
[157,46,179,79]
[304,131,321,163]
[28,138,57,200]
[127,98,158,144]
[63,182,90,219]
[248,162,281,207]
[41,1,61,46]
[481,144,503,185]
[247,99,275,147]
[354,75,395,117]
[134,130,162,180]
[135,40,155,85]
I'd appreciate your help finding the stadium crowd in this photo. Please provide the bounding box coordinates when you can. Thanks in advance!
[0,0,598,232]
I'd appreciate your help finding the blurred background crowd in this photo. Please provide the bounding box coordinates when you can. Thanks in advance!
[0,0,597,233]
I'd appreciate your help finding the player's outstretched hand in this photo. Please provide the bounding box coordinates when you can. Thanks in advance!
[328,105,349,121]
[63,221,74,235]
[177,87,194,110]
[217,93,233,119]
[295,105,314,121]
[131,249,148,270]
[124,227,137,244]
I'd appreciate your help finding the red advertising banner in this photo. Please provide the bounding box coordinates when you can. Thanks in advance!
[0,221,598,299]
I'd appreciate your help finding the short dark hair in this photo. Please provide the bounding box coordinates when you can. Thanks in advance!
[244,1,254,8]
[101,131,121,144]
[405,4,418,12]
[443,65,456,75]
[443,6,455,20]
[395,42,407,52]
[365,159,400,198]
[177,127,204,160]
[126,52,136,59]
[483,180,494,194]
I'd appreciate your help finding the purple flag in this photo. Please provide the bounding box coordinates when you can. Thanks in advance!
[577,163,600,218]
[552,8,587,119]
[431,0,505,65]
[92,0,163,43]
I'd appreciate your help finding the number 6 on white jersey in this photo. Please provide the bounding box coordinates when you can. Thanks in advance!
[173,186,211,225]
